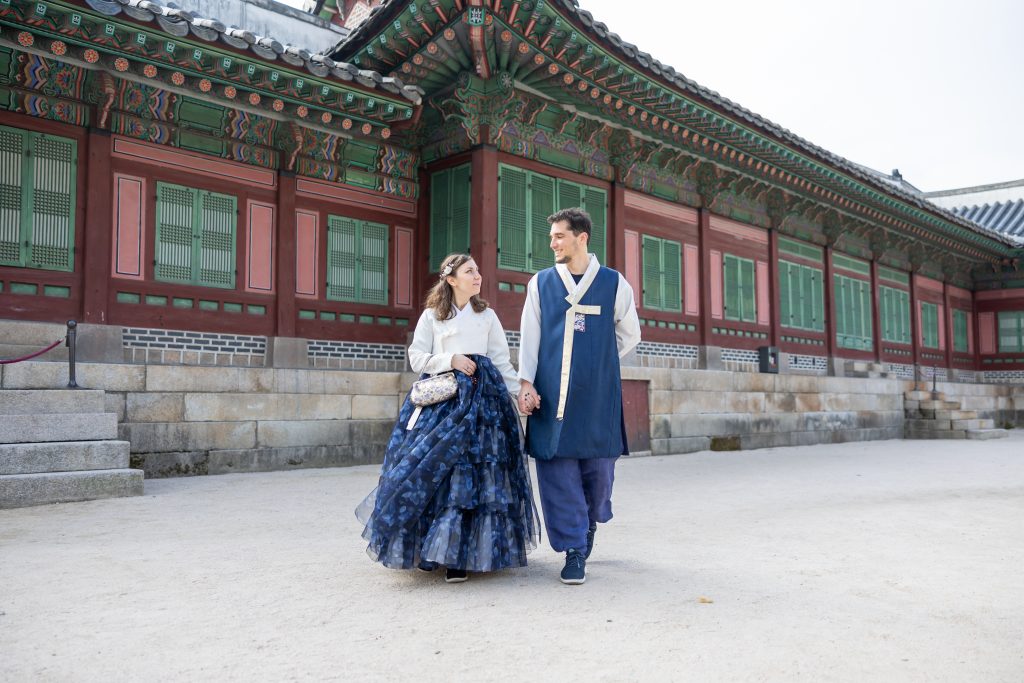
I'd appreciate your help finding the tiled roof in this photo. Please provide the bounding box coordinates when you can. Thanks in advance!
[951,200,1024,241]
[83,0,423,103]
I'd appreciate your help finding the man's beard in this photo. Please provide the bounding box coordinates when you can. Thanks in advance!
[555,254,570,263]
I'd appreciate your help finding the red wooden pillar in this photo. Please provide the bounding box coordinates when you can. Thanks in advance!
[470,143,499,308]
[768,228,781,348]
[972,291,982,371]
[415,166,431,301]
[870,259,882,361]
[276,172,297,337]
[909,273,920,370]
[81,129,113,324]
[824,244,837,366]
[609,182,626,271]
[943,281,953,370]
[698,208,713,349]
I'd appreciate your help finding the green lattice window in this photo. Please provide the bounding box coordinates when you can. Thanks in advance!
[497,164,606,273]
[641,235,681,311]
[920,301,940,349]
[155,182,237,288]
[326,215,388,304]
[879,285,911,344]
[0,125,77,272]
[779,260,824,332]
[997,311,1024,353]
[952,309,970,353]
[834,274,873,351]
[723,254,756,323]
[429,164,471,271]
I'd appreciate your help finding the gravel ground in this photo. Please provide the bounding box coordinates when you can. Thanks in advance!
[2,433,1023,682]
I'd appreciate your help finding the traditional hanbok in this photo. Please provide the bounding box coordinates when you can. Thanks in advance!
[356,304,539,572]
[518,253,641,552]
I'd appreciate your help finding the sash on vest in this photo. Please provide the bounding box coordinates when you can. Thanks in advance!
[553,260,601,420]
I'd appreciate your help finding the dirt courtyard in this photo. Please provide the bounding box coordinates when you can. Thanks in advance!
[2,434,1023,682]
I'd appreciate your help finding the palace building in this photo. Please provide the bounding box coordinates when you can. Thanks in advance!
[1,0,1022,483]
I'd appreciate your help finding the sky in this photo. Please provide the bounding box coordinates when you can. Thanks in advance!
[277,0,1023,192]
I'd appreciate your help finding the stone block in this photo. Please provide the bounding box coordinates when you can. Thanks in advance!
[351,394,399,420]
[966,429,1008,440]
[672,391,724,414]
[127,392,186,422]
[650,415,671,439]
[145,365,272,393]
[671,370,732,392]
[793,392,822,412]
[735,373,776,392]
[119,421,256,453]
[724,392,765,413]
[129,451,209,478]
[905,418,952,431]
[710,435,743,451]
[0,469,143,509]
[794,411,857,433]
[774,374,824,393]
[0,440,130,475]
[751,412,801,434]
[183,393,351,422]
[0,389,105,415]
[75,324,125,363]
[951,419,993,430]
[322,370,402,396]
[764,393,796,413]
[740,432,793,450]
[255,419,355,448]
[1,361,145,391]
[207,445,366,474]
[0,413,117,443]
[105,392,126,422]
[649,436,711,456]
[268,337,309,369]
[649,390,674,416]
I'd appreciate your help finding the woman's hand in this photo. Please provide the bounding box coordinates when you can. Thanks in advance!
[451,354,477,376]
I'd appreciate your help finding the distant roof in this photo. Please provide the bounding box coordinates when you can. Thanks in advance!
[83,0,420,103]
[923,180,1024,242]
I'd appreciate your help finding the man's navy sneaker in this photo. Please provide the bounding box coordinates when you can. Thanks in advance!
[560,548,586,585]
[584,521,597,559]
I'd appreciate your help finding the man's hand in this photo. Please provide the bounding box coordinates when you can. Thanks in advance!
[518,380,541,415]
[451,354,476,376]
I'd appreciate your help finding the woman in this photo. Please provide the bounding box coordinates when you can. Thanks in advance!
[356,253,539,583]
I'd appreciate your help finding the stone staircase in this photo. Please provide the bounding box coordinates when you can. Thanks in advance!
[845,360,889,379]
[0,389,143,509]
[904,385,1008,440]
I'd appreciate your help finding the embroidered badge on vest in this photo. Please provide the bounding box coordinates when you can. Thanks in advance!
[574,312,586,333]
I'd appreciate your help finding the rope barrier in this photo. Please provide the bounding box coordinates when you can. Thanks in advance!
[0,338,63,365]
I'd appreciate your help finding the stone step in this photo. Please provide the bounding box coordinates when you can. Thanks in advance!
[966,429,1009,440]
[0,342,68,362]
[0,469,143,509]
[918,400,960,410]
[0,440,129,476]
[951,418,994,430]
[0,389,105,416]
[0,321,67,346]
[906,419,952,431]
[0,413,117,444]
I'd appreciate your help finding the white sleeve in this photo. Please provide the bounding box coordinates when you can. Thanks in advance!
[517,275,542,384]
[487,310,520,394]
[407,309,455,375]
[614,273,642,358]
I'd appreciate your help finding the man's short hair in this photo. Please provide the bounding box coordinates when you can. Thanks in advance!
[548,207,592,241]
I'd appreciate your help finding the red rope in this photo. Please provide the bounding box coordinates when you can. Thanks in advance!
[0,338,63,365]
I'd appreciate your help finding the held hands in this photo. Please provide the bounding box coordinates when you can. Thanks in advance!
[518,380,541,415]
[451,354,476,376]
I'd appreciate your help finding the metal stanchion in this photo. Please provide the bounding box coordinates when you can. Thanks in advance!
[66,319,79,389]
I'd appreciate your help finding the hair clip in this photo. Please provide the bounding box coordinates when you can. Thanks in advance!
[439,261,456,279]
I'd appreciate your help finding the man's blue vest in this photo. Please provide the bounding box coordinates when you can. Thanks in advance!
[526,265,628,460]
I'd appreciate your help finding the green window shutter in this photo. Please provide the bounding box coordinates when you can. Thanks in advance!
[880,286,911,344]
[810,268,824,331]
[953,310,969,353]
[834,274,871,350]
[197,190,236,289]
[662,239,681,312]
[582,185,607,264]
[740,257,756,322]
[155,182,198,284]
[724,254,740,321]
[899,290,910,343]
[556,179,582,213]
[530,172,555,271]
[28,133,77,272]
[359,220,388,305]
[921,302,939,349]
[880,286,893,341]
[429,168,452,271]
[800,264,815,330]
[449,165,471,258]
[327,215,358,301]
[779,261,793,327]
[642,235,662,309]
[0,126,26,266]
[497,165,528,272]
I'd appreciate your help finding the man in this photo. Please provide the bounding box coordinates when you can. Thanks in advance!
[517,207,641,585]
